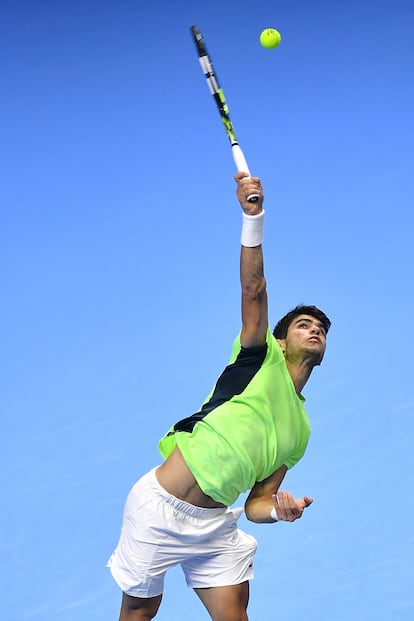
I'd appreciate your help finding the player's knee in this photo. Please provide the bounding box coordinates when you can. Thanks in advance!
[197,583,249,621]
[210,609,248,621]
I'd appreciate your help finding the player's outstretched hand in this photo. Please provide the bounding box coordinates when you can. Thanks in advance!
[234,172,264,215]
[272,490,313,522]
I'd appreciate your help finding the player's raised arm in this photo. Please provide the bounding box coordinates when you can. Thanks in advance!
[235,172,268,348]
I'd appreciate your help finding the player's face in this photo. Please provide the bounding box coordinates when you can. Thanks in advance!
[283,314,327,364]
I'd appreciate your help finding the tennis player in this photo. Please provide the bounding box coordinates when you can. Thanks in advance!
[108,172,331,621]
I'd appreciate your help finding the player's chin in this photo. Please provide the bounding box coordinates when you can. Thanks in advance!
[305,345,325,365]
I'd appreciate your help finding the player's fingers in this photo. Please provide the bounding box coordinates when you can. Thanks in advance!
[276,491,303,521]
[234,171,250,182]
[234,173,262,191]
[239,177,258,194]
[240,178,263,201]
[242,177,262,191]
[275,491,294,520]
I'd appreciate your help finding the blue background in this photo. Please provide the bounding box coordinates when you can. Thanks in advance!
[2,1,413,619]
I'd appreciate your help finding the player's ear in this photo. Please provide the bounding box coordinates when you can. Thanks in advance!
[276,338,286,356]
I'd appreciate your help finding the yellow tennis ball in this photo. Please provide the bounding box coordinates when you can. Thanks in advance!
[259,28,281,49]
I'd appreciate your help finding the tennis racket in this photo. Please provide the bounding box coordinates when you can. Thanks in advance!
[190,25,259,202]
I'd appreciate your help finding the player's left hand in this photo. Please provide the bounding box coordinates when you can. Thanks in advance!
[272,490,313,522]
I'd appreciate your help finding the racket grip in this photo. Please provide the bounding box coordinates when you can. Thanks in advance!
[231,144,259,203]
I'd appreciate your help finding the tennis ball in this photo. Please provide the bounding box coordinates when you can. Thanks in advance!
[259,28,281,49]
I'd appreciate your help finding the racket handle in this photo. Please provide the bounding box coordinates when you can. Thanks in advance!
[231,144,259,203]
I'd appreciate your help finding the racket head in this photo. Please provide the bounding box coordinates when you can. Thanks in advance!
[190,25,238,145]
[190,25,259,202]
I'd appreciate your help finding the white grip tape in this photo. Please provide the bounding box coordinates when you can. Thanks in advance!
[232,145,259,202]
[232,144,250,175]
[241,210,265,247]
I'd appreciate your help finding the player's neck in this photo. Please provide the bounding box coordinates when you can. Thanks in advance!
[285,360,315,395]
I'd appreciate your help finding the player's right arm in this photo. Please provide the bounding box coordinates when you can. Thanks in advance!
[235,173,268,348]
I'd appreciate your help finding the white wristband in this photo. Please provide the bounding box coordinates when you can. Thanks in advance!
[270,506,279,522]
[241,210,265,247]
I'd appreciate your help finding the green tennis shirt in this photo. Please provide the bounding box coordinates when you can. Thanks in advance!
[158,328,311,506]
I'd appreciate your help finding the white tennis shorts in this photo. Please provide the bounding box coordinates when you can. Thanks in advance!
[107,467,257,597]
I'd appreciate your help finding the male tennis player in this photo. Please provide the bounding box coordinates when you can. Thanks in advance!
[108,172,331,621]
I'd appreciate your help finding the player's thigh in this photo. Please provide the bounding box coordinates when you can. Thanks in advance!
[119,592,162,620]
[194,582,250,621]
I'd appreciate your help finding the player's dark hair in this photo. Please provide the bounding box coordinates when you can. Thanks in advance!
[273,305,331,339]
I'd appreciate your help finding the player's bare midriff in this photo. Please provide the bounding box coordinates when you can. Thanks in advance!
[156,446,226,509]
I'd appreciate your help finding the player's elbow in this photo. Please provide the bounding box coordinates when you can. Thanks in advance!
[241,276,267,303]
[244,500,262,523]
